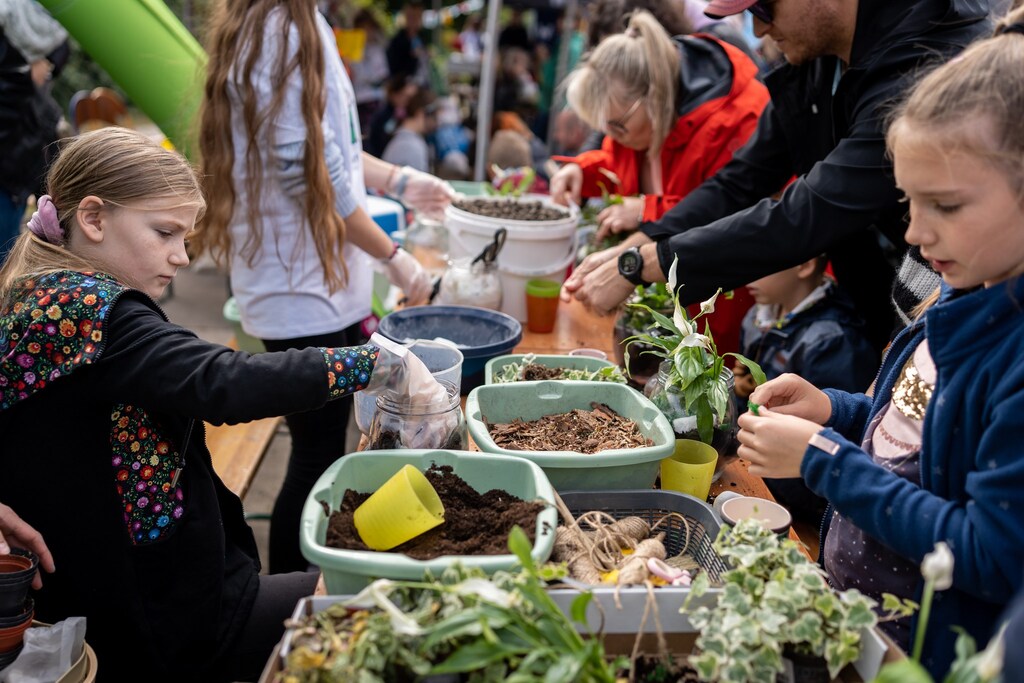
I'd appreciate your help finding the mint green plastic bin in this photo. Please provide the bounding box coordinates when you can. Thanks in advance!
[465,381,675,491]
[484,354,618,384]
[299,449,558,595]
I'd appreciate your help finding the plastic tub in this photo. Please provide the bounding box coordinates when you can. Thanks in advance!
[445,194,579,273]
[465,381,675,491]
[496,237,575,322]
[354,339,464,433]
[299,449,558,594]
[377,306,522,392]
[484,353,618,385]
[222,298,266,354]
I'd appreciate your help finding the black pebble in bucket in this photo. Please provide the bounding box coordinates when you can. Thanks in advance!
[377,305,522,393]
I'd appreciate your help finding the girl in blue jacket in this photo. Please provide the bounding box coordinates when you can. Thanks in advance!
[736,9,1024,678]
[0,127,443,681]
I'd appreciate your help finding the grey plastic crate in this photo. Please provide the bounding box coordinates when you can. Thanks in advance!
[559,489,727,582]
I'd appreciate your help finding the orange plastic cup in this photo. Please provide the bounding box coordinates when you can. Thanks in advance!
[525,279,560,333]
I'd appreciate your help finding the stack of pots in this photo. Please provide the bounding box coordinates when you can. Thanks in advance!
[0,549,37,670]
[444,195,578,323]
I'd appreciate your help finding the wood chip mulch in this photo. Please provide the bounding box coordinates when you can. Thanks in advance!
[487,402,653,453]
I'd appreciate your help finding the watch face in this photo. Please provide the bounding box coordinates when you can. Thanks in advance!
[620,250,640,275]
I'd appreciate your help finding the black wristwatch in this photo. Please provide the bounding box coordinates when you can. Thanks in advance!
[618,247,651,287]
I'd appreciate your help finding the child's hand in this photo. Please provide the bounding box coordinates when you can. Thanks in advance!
[748,373,832,425]
[733,362,756,400]
[736,408,820,478]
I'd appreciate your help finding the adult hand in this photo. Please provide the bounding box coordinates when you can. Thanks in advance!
[748,373,832,424]
[549,163,583,207]
[0,502,55,589]
[567,257,636,316]
[384,248,433,305]
[561,246,623,302]
[596,196,643,241]
[736,408,820,478]
[395,167,455,220]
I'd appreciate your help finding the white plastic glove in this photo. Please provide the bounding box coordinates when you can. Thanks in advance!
[377,247,433,305]
[391,166,456,220]
[364,334,457,448]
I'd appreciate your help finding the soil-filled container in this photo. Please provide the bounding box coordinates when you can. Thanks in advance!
[299,450,558,594]
[465,381,674,491]
[484,353,620,384]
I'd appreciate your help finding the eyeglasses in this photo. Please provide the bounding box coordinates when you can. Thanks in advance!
[747,0,773,23]
[606,97,644,137]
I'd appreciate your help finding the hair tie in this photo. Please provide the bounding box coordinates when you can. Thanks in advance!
[997,22,1024,36]
[26,195,64,245]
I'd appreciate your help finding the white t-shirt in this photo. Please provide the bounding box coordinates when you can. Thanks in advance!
[227,9,372,339]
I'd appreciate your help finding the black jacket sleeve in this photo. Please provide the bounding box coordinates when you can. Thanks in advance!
[91,295,330,426]
[646,72,905,307]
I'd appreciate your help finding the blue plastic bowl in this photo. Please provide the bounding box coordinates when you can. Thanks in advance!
[377,305,522,392]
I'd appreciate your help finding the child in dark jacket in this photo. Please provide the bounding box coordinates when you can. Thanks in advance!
[733,256,878,525]
[0,127,444,682]
[737,11,1024,677]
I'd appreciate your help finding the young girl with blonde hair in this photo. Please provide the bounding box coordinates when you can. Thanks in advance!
[0,127,441,681]
[736,8,1024,676]
[198,0,455,574]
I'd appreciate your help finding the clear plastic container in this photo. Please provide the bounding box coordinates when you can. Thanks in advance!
[645,360,738,481]
[405,217,448,276]
[367,380,467,451]
[435,257,502,311]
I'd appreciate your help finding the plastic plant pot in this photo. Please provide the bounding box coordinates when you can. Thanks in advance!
[524,279,560,333]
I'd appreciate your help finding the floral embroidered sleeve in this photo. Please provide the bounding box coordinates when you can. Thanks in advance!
[322,344,379,399]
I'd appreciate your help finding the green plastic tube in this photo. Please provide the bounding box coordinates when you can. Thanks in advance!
[38,0,206,157]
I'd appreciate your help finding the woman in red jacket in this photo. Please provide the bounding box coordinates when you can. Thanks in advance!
[551,10,768,353]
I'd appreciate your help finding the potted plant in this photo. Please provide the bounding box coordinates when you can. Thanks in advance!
[684,518,882,683]
[623,260,766,468]
[612,282,676,389]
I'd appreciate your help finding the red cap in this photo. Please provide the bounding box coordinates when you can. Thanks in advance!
[704,0,758,19]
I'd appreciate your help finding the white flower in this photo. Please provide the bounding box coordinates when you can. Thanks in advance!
[975,624,1005,681]
[667,258,679,293]
[698,290,719,317]
[343,579,424,636]
[920,542,954,591]
[452,578,514,607]
[680,333,712,349]
[673,305,694,336]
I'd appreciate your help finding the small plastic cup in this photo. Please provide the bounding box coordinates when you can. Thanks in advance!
[353,464,446,551]
[660,439,719,501]
[525,279,561,333]
[719,496,793,536]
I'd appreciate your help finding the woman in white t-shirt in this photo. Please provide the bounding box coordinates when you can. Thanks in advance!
[197,0,454,574]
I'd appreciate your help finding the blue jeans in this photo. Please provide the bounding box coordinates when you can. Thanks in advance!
[0,193,27,264]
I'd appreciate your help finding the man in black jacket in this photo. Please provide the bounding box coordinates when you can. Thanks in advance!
[561,0,990,352]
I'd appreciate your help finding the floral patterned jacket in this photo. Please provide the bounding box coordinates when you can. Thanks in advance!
[0,270,376,681]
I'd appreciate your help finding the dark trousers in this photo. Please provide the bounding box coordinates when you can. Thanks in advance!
[262,322,362,573]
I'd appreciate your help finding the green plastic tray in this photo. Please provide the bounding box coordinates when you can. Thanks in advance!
[484,353,618,385]
[299,449,557,594]
[465,381,674,491]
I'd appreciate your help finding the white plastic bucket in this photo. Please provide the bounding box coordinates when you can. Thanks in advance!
[444,194,579,273]
[354,339,464,434]
[497,236,577,322]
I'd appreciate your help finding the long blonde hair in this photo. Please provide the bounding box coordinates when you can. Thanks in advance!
[889,5,1024,317]
[196,0,348,291]
[0,127,205,307]
[565,10,680,158]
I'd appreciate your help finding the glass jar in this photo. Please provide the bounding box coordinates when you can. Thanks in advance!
[367,380,467,451]
[646,360,739,481]
[612,307,673,390]
[405,217,449,277]
[435,256,502,311]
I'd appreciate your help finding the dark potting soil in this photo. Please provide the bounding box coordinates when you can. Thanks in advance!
[627,655,701,683]
[453,197,568,221]
[324,465,545,558]
[367,428,467,451]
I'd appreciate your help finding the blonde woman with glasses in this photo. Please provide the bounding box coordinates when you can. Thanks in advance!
[550,9,768,354]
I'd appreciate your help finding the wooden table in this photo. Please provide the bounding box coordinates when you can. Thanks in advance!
[514,299,817,556]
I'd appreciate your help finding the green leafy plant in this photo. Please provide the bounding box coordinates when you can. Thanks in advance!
[486,166,536,197]
[624,258,766,444]
[279,527,626,682]
[684,519,883,683]
[493,353,627,384]
[872,542,1005,683]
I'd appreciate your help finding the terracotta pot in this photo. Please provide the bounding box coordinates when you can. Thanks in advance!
[0,610,33,654]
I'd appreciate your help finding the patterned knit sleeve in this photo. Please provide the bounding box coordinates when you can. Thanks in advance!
[321,344,379,399]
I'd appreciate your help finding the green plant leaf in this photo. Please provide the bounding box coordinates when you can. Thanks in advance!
[430,639,529,673]
[724,352,767,386]
[508,525,532,569]
[872,658,934,683]
[569,592,593,625]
